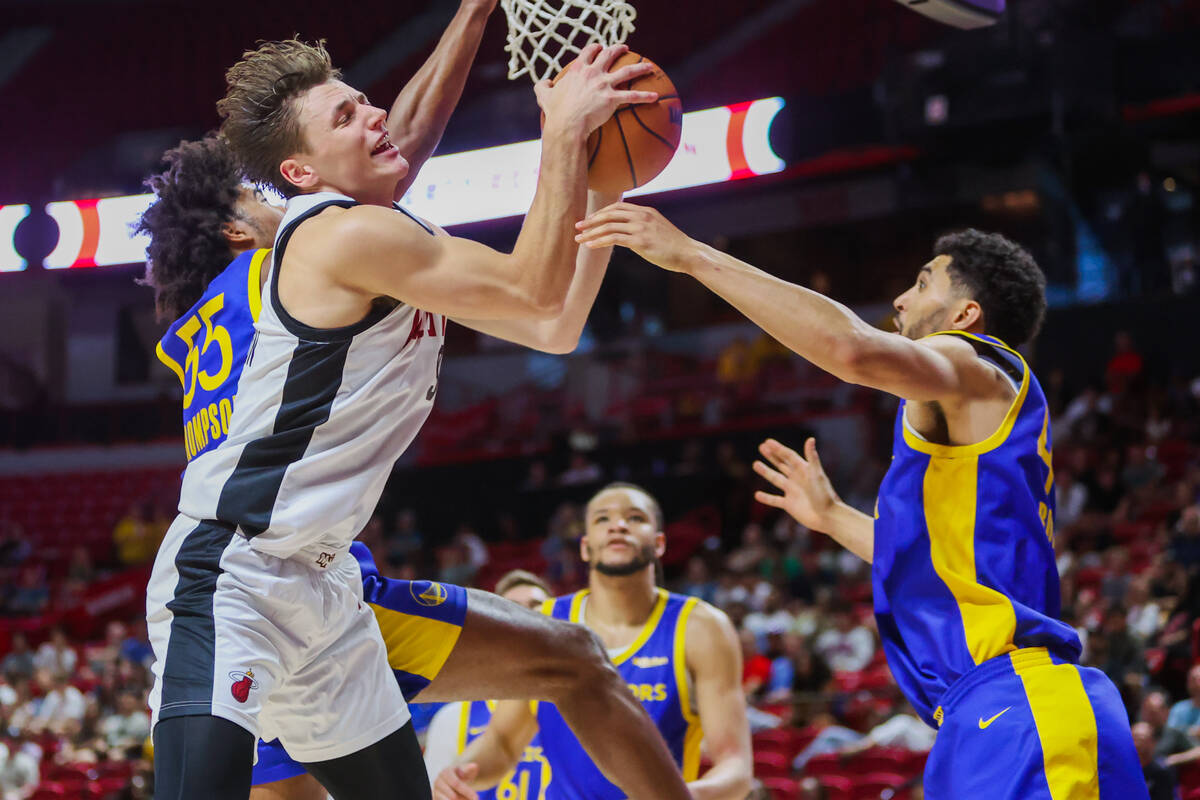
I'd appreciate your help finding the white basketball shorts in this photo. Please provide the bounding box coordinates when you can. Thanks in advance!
[146,514,410,763]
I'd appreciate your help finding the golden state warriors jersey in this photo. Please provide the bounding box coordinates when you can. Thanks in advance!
[463,702,550,800]
[873,331,1082,727]
[156,248,270,461]
[535,590,702,800]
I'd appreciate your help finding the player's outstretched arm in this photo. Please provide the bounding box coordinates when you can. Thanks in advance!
[322,46,657,322]
[684,603,754,800]
[753,437,873,563]
[417,589,692,800]
[575,203,994,403]
[388,0,498,201]
[453,189,621,352]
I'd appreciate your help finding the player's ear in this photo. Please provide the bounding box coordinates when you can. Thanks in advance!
[279,158,317,193]
[654,532,666,560]
[221,219,254,247]
[951,298,983,331]
[579,535,590,563]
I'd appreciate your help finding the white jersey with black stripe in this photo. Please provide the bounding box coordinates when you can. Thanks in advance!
[177,191,445,562]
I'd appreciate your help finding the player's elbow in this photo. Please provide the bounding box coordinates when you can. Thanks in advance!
[537,332,580,355]
[830,329,884,386]
[542,622,618,701]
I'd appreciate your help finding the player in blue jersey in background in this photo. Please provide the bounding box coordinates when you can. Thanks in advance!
[424,571,553,800]
[435,483,753,800]
[575,204,1148,799]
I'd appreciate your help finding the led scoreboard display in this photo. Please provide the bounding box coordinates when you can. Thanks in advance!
[3,97,786,272]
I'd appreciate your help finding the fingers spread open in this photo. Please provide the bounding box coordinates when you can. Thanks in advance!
[755,489,786,509]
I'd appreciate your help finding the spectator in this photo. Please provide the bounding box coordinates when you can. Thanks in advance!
[1106,331,1144,395]
[1127,577,1163,644]
[112,502,160,565]
[27,669,85,736]
[740,629,771,699]
[67,545,95,583]
[678,556,717,604]
[726,523,769,574]
[5,567,48,616]
[100,690,151,754]
[1056,468,1089,529]
[0,635,34,682]
[1141,689,1192,758]
[1166,664,1200,748]
[1170,505,1200,568]
[1123,444,1165,494]
[814,605,875,673]
[1132,721,1178,800]
[119,621,154,669]
[743,588,794,647]
[34,627,77,676]
[558,452,602,486]
[0,734,41,800]
[793,706,934,771]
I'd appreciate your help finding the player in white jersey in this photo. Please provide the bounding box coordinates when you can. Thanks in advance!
[146,33,692,800]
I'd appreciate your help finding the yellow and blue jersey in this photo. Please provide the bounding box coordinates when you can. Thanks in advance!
[155,248,269,461]
[534,589,702,800]
[463,701,550,800]
[873,330,1081,726]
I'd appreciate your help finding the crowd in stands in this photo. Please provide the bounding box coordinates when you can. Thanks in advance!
[0,329,1197,798]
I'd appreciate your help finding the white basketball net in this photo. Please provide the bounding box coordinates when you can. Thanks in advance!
[501,0,637,83]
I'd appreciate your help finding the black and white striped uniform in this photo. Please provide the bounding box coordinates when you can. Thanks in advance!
[147,191,446,763]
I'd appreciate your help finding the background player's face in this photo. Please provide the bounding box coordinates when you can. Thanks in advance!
[581,488,665,577]
[230,186,285,249]
[282,80,409,199]
[502,583,549,609]
[892,254,966,340]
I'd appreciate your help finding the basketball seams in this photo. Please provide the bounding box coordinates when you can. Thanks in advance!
[612,113,638,188]
[625,103,681,151]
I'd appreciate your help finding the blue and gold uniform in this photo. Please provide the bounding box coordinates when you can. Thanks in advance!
[534,589,702,800]
[152,250,469,785]
[462,702,551,800]
[874,331,1145,799]
[155,248,269,461]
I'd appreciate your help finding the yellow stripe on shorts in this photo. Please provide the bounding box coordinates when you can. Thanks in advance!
[370,603,462,680]
[1011,647,1100,800]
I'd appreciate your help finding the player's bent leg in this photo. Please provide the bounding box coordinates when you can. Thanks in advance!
[249,773,330,800]
[415,589,691,800]
[153,715,255,799]
[300,720,428,800]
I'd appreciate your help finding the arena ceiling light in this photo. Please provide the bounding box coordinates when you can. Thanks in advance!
[0,205,30,272]
[19,97,785,270]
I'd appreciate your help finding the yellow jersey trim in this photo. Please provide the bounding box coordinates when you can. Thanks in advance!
[369,603,461,680]
[457,701,470,753]
[923,455,1017,665]
[673,597,704,781]
[156,340,185,387]
[901,330,1030,459]
[247,248,270,322]
[567,588,670,667]
[1010,648,1101,799]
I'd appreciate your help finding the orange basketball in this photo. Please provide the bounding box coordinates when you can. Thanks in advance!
[554,52,683,194]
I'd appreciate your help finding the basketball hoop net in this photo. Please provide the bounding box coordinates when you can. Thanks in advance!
[500,0,637,83]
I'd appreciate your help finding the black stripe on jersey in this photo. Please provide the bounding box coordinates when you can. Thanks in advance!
[159,520,237,720]
[270,199,392,343]
[393,203,435,236]
[215,338,352,536]
[963,336,1025,386]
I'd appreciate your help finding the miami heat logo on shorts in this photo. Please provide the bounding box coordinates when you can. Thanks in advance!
[410,580,447,607]
[229,669,259,703]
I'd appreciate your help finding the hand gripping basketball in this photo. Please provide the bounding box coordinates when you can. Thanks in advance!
[535,43,658,137]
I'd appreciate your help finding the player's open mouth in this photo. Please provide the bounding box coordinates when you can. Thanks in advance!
[371,134,395,157]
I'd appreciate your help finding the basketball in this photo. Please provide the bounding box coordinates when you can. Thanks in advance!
[554,52,683,194]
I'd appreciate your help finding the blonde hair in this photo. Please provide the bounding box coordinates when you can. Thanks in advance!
[217,38,341,197]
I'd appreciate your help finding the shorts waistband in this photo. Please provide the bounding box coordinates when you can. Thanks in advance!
[934,647,1069,727]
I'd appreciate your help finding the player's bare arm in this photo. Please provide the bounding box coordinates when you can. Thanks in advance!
[424,590,691,800]
[683,602,753,800]
[753,437,874,563]
[284,46,655,328]
[452,188,621,352]
[433,699,539,800]
[575,204,1018,439]
[388,0,499,200]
